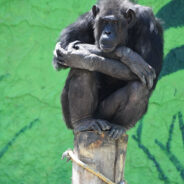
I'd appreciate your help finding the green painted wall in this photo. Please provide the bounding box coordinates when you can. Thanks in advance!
[0,0,183,183]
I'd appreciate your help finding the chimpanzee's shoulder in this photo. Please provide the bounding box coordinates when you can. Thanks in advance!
[133,4,160,33]
[134,4,154,19]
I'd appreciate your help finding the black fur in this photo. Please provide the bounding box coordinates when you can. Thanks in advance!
[53,0,163,139]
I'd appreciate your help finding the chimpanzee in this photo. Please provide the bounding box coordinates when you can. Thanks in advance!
[53,0,163,139]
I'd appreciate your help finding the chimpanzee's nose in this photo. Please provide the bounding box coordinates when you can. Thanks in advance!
[105,31,111,35]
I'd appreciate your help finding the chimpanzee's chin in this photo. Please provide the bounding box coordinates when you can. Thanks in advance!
[100,44,115,53]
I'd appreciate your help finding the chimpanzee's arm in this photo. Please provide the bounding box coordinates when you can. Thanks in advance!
[130,7,163,88]
[55,42,156,88]
[115,46,156,89]
[53,11,95,70]
[53,10,138,83]
[55,42,137,81]
[53,10,150,84]
[53,10,140,81]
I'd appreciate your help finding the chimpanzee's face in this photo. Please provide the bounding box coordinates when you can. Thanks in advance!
[95,14,128,53]
[92,5,136,53]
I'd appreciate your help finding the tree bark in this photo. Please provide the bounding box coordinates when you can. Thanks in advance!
[72,131,128,184]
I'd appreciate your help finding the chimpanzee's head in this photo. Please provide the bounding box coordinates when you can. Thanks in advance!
[92,1,136,53]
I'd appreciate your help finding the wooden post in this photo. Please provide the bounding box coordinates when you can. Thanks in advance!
[72,131,128,184]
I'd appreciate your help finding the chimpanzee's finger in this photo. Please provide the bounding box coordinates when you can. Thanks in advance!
[149,72,154,89]
[115,132,123,140]
[109,129,116,137]
[118,129,125,138]
[144,65,155,89]
[68,40,82,51]
[56,47,67,55]
[55,42,61,51]
[151,67,156,79]
[54,49,67,64]
[53,56,63,64]
[97,120,111,130]
[112,130,120,139]
[134,68,146,85]
[139,73,146,86]
[56,49,63,57]
[55,51,65,62]
[54,42,63,56]
[53,57,63,71]
[142,67,152,89]
[146,70,153,90]
[148,65,156,79]
[92,123,102,134]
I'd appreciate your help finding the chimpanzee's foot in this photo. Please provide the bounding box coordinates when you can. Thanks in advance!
[108,124,126,140]
[73,118,111,134]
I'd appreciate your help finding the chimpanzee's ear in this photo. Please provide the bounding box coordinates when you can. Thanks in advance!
[124,9,136,28]
[92,5,100,18]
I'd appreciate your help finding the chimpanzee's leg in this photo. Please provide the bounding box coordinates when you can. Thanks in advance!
[97,81,150,139]
[112,81,150,127]
[66,69,111,133]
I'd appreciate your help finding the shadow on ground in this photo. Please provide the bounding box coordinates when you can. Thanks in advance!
[157,0,184,30]
[159,45,184,79]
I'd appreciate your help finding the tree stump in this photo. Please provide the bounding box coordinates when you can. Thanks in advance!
[72,131,128,184]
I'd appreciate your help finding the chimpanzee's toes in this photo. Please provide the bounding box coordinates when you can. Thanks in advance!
[97,119,111,131]
[108,125,125,140]
[115,130,125,140]
[73,119,103,134]
[91,121,102,134]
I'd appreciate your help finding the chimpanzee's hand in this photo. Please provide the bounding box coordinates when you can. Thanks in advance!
[54,41,88,64]
[115,46,156,89]
[54,41,105,70]
[53,41,83,69]
[74,118,111,134]
[108,124,126,140]
[52,56,64,71]
[53,42,68,71]
[129,60,156,90]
